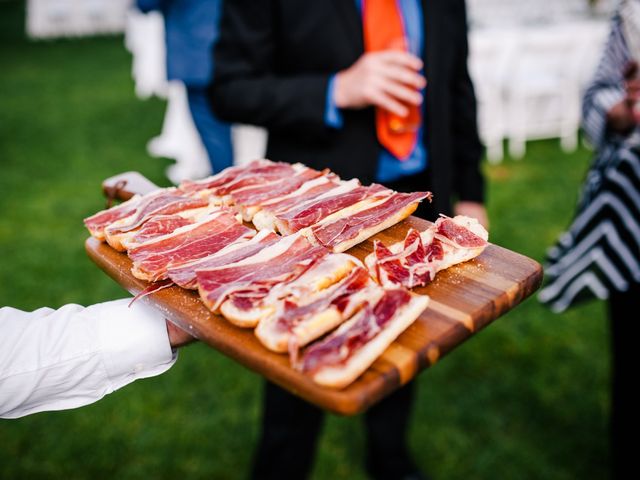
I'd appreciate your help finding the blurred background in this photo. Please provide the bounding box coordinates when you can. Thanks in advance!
[0,0,616,478]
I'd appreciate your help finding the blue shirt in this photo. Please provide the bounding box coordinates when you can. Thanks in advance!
[137,0,223,87]
[325,0,427,183]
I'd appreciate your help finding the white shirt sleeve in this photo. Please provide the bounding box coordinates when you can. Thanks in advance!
[0,299,177,419]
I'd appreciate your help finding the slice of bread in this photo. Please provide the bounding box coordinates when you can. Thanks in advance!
[220,300,276,328]
[309,293,429,389]
[329,201,419,253]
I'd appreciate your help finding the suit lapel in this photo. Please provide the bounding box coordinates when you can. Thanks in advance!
[330,0,364,55]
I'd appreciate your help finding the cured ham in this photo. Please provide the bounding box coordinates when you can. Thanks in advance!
[182,160,300,199]
[122,214,194,251]
[128,210,255,281]
[178,159,273,195]
[254,174,340,215]
[84,195,141,241]
[213,162,301,197]
[229,167,326,221]
[103,190,210,251]
[255,263,380,353]
[105,193,207,236]
[275,182,392,235]
[215,251,358,330]
[167,229,280,289]
[365,215,489,289]
[299,288,430,388]
[196,234,328,326]
[252,178,357,232]
[308,191,432,252]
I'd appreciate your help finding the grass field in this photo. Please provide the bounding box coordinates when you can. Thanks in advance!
[0,2,611,479]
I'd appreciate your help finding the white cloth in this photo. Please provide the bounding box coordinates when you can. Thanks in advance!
[0,299,177,419]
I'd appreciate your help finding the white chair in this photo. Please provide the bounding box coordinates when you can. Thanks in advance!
[26,0,131,38]
[232,125,269,166]
[505,27,585,158]
[468,29,516,163]
[126,9,168,100]
[147,81,212,183]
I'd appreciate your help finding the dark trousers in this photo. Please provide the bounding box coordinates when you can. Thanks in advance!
[251,381,417,480]
[608,281,638,480]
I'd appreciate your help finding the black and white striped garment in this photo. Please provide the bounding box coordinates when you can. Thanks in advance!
[539,7,640,313]
[539,145,640,312]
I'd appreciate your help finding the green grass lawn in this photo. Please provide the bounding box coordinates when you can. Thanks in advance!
[0,1,610,479]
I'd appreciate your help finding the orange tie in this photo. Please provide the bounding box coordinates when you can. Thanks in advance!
[363,0,420,160]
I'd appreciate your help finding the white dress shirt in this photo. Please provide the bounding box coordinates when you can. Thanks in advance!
[0,299,177,419]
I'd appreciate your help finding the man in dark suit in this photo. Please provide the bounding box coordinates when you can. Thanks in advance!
[210,1,487,478]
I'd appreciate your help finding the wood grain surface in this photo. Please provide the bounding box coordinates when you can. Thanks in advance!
[86,215,542,415]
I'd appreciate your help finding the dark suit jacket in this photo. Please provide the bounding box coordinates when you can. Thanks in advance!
[210,0,484,215]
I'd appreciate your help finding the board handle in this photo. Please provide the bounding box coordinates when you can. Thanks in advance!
[102,171,160,203]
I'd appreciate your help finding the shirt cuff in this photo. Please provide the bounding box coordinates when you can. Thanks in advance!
[91,299,177,392]
[324,74,344,129]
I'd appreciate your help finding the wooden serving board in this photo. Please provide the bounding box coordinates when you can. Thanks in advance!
[86,215,542,415]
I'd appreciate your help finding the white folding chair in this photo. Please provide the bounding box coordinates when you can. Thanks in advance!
[468,29,516,163]
[505,26,585,158]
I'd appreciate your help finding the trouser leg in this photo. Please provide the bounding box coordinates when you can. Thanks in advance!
[364,382,418,479]
[251,381,325,480]
[608,282,639,480]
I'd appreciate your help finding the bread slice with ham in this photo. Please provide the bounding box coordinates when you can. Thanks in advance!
[167,229,280,290]
[196,233,328,327]
[129,210,254,282]
[104,190,210,251]
[271,180,388,235]
[251,175,342,231]
[304,191,432,253]
[227,166,327,222]
[254,255,368,352]
[298,288,429,389]
[365,215,489,288]
[84,194,142,241]
[218,252,358,329]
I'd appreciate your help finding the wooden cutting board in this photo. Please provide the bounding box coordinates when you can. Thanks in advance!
[86,215,542,416]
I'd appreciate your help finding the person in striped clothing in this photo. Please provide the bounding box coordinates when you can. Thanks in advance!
[539,3,640,478]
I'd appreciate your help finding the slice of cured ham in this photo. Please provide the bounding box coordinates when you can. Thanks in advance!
[228,167,326,219]
[308,191,432,253]
[274,182,392,235]
[123,214,195,250]
[178,159,273,195]
[252,178,357,232]
[103,189,211,251]
[105,192,207,236]
[213,162,303,197]
[196,234,328,326]
[84,195,141,241]
[181,159,301,200]
[253,174,340,217]
[216,252,357,329]
[128,210,255,282]
[255,263,379,353]
[167,229,280,289]
[365,215,489,289]
[299,288,430,389]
